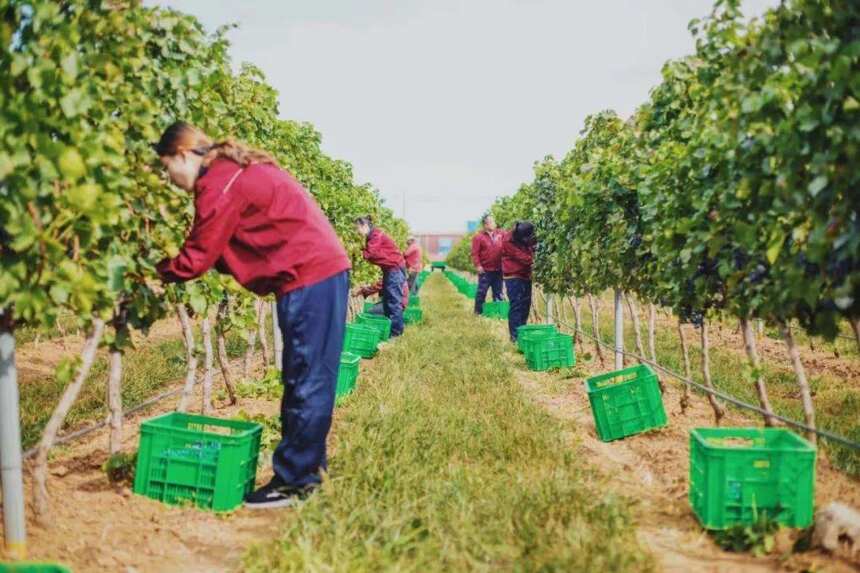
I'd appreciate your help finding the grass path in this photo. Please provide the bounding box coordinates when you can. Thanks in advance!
[244,273,654,572]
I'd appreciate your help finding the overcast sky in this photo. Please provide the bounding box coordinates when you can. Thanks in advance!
[151,0,777,233]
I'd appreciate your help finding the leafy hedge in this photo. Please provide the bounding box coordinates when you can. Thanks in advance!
[487,0,858,336]
[0,1,407,336]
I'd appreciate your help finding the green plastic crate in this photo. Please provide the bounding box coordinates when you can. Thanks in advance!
[517,324,558,353]
[431,261,447,269]
[362,300,380,313]
[409,295,420,308]
[404,306,423,325]
[0,565,71,573]
[343,323,380,358]
[336,352,361,404]
[585,364,666,442]
[482,300,509,319]
[689,427,816,530]
[356,312,392,341]
[133,412,262,512]
[526,333,575,371]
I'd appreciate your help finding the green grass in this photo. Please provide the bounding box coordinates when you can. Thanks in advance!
[243,274,653,572]
[549,295,860,478]
[19,326,252,450]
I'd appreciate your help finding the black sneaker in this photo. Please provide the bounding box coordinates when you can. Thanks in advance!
[244,479,315,510]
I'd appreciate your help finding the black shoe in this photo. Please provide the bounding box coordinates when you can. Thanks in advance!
[244,478,315,509]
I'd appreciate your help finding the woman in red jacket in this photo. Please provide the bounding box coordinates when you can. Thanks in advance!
[502,221,537,342]
[403,237,423,294]
[153,122,350,509]
[355,216,407,336]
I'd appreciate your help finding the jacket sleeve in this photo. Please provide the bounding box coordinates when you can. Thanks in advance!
[470,234,482,268]
[504,241,534,266]
[359,281,383,297]
[362,231,391,267]
[157,188,247,283]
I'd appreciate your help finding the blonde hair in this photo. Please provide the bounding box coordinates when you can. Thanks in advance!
[154,121,278,168]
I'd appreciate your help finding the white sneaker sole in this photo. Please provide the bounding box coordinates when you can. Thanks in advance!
[244,497,298,510]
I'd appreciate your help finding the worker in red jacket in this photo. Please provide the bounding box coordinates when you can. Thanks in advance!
[502,221,537,342]
[471,214,504,314]
[403,237,423,294]
[356,279,409,315]
[153,122,350,509]
[355,216,407,336]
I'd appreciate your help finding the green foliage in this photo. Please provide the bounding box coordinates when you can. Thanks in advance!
[480,0,859,334]
[235,368,281,400]
[235,410,281,457]
[712,512,780,557]
[103,451,137,485]
[0,0,407,343]
[445,232,475,273]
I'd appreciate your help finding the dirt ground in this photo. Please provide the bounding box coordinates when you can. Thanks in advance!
[14,383,282,573]
[501,326,860,573]
[4,291,860,572]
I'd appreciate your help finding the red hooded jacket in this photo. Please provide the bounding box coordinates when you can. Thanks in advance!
[471,229,503,272]
[404,242,423,273]
[157,159,351,295]
[363,227,405,271]
[501,231,535,280]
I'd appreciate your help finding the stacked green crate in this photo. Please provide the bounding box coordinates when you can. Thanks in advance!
[404,306,423,324]
[355,313,393,341]
[343,323,380,358]
[689,428,816,530]
[517,324,558,354]
[526,333,575,371]
[585,364,666,441]
[482,300,509,319]
[336,352,361,404]
[133,413,262,511]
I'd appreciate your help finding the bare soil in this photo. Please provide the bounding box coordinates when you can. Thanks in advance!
[500,324,860,573]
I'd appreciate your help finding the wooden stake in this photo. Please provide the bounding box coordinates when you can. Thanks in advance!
[780,321,817,444]
[243,329,257,378]
[677,318,692,414]
[700,320,725,426]
[176,304,198,412]
[33,319,105,520]
[572,296,583,346]
[256,299,271,369]
[625,294,646,363]
[588,294,605,365]
[201,316,214,415]
[215,298,237,405]
[107,347,123,455]
[740,317,776,427]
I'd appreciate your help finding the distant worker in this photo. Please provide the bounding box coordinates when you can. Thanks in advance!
[404,237,423,294]
[355,216,407,337]
[153,122,350,509]
[471,214,504,315]
[502,221,537,342]
[356,279,409,316]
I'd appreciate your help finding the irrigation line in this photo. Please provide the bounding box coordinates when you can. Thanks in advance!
[552,317,860,452]
[22,387,183,459]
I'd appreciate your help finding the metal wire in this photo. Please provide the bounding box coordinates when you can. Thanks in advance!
[22,387,183,459]
[551,315,860,452]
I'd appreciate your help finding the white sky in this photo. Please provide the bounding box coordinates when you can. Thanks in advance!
[150,0,777,233]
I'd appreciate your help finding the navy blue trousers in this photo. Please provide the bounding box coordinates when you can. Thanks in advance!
[273,271,348,488]
[505,278,532,341]
[383,268,406,336]
[474,271,504,314]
